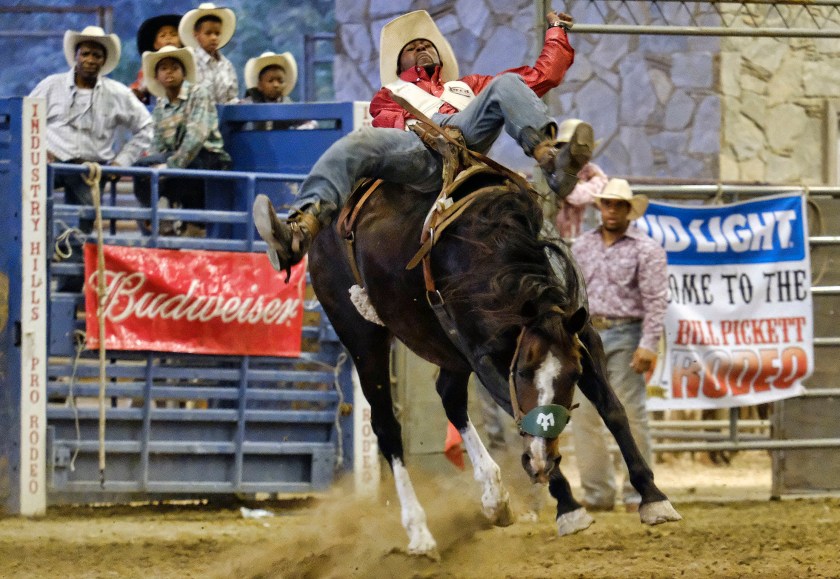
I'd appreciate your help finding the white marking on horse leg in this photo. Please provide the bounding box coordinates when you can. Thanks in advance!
[460,422,513,526]
[639,500,683,525]
[556,507,594,536]
[391,458,439,558]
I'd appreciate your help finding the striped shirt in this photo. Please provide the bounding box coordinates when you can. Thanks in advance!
[151,80,230,169]
[194,47,239,104]
[29,69,153,166]
[572,225,668,351]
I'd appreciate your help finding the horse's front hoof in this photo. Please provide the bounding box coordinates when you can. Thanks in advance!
[407,530,440,561]
[556,507,594,536]
[639,500,683,525]
[487,500,515,527]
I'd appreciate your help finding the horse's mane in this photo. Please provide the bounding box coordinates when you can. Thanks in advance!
[439,187,572,344]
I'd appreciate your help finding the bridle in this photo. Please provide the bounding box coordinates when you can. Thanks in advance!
[426,288,572,439]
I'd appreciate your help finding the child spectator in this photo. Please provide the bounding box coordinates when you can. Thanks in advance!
[135,45,231,236]
[241,51,297,103]
[131,14,182,104]
[179,3,238,104]
[239,51,317,130]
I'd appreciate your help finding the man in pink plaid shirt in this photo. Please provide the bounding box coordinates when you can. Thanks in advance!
[571,178,668,513]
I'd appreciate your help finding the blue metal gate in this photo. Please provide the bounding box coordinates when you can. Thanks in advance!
[1,98,361,511]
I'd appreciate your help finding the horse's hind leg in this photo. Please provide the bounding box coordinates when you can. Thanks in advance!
[310,247,438,557]
[577,324,682,525]
[319,310,437,555]
[351,331,438,557]
[437,370,513,526]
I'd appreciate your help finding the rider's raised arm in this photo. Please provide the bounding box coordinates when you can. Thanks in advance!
[462,12,575,98]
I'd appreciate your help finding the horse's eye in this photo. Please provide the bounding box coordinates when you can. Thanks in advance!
[516,369,533,379]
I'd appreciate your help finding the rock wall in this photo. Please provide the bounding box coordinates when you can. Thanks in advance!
[334,0,720,179]
[720,31,840,184]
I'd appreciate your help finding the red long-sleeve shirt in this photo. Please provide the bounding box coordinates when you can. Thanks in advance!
[369,26,575,129]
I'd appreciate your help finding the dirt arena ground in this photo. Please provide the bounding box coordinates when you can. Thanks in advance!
[1,451,839,578]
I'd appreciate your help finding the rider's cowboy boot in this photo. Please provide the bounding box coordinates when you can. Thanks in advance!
[253,194,322,280]
[531,119,594,199]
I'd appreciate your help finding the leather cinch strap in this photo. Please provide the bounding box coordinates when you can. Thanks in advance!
[336,178,383,287]
[389,92,535,292]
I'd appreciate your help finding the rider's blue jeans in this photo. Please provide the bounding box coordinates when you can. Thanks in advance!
[292,73,556,218]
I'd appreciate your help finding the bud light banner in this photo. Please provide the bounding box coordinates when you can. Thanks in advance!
[638,194,813,410]
[84,245,306,357]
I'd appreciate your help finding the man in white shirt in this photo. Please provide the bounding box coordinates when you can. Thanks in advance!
[29,26,152,290]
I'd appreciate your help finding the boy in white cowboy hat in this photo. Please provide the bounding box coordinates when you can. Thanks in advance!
[253,8,594,275]
[130,14,183,104]
[29,25,153,289]
[241,51,297,103]
[239,51,317,130]
[134,45,231,235]
[570,178,668,514]
[179,3,239,104]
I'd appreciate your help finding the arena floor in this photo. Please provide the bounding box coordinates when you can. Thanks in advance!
[1,451,838,578]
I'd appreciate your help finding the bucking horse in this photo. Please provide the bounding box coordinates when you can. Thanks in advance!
[300,121,681,557]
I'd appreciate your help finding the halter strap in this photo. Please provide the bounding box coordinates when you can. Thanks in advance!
[507,326,528,424]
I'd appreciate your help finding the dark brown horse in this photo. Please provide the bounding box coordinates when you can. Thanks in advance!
[308,171,681,557]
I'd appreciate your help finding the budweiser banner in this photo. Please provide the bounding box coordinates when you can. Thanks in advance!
[84,245,306,356]
[639,194,813,410]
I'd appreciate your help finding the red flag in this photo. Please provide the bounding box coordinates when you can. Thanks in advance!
[444,422,465,470]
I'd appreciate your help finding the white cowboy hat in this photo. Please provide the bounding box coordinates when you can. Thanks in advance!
[179,3,236,50]
[379,10,459,86]
[593,178,650,221]
[142,46,197,98]
[244,51,298,94]
[63,26,121,76]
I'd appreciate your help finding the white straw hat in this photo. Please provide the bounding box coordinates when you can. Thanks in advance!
[244,51,298,94]
[379,10,458,86]
[63,26,121,76]
[179,3,236,50]
[142,46,197,98]
[593,178,650,220]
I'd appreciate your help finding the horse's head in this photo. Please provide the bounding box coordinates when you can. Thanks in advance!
[512,306,587,483]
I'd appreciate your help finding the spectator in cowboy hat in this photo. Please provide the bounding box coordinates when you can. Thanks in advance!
[29,25,152,290]
[134,45,232,236]
[570,178,667,513]
[130,14,183,104]
[239,51,317,130]
[179,2,239,104]
[253,8,594,276]
[241,51,298,103]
